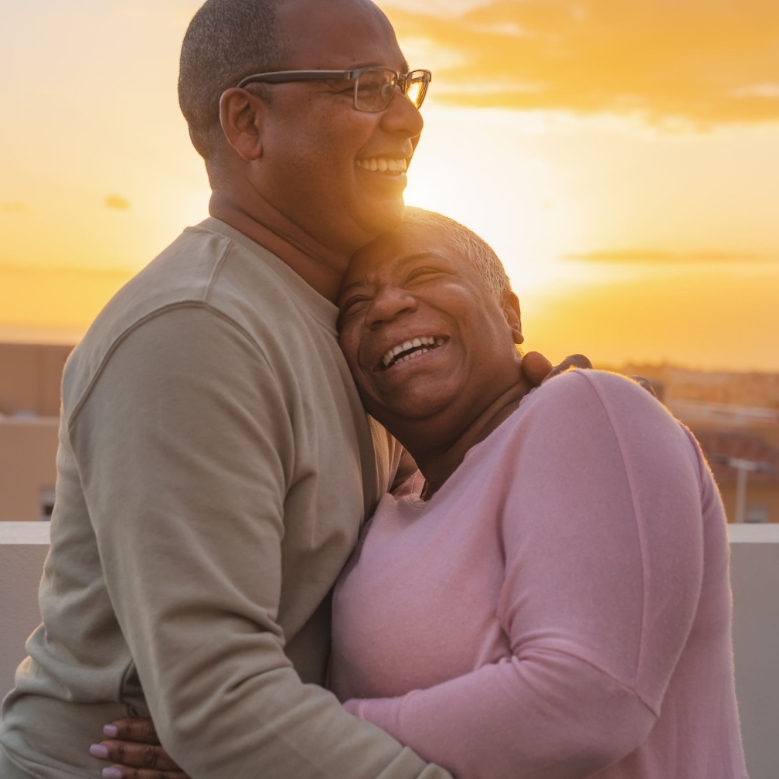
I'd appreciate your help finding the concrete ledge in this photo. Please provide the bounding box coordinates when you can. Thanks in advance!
[728,523,779,543]
[1,524,777,778]
[0,525,50,709]
[0,521,52,544]
[728,530,779,779]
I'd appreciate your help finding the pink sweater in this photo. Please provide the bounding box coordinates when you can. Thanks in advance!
[331,370,747,779]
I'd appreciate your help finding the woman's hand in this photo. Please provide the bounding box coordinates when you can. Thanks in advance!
[90,718,189,779]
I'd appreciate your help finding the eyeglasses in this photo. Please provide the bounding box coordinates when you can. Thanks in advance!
[237,67,432,113]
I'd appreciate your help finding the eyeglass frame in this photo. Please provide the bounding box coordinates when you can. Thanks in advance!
[236,67,432,112]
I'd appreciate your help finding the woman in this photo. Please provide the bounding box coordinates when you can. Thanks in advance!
[95,209,747,778]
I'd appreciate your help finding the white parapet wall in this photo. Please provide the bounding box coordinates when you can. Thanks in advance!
[728,524,779,779]
[1,522,778,778]
[0,523,50,705]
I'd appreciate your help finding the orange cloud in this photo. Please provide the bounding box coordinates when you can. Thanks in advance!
[105,194,131,211]
[387,0,779,125]
[564,250,779,263]
[1,202,29,214]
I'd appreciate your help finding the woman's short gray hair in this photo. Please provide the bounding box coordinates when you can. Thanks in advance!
[402,208,512,300]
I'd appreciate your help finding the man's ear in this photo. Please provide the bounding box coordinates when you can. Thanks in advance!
[503,291,524,345]
[219,87,266,162]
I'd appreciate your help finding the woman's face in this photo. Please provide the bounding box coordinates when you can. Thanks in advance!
[337,224,523,430]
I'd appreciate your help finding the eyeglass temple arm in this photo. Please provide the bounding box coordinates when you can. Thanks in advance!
[238,69,430,92]
[238,70,356,88]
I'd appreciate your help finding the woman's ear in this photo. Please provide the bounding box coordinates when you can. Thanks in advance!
[503,291,524,345]
[219,87,266,162]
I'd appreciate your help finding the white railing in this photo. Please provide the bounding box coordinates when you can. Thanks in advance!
[2,522,778,778]
[0,522,50,708]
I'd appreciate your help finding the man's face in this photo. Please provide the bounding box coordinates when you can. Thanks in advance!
[337,224,523,430]
[256,0,424,254]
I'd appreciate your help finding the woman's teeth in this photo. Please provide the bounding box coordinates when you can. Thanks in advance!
[356,158,408,174]
[382,336,446,369]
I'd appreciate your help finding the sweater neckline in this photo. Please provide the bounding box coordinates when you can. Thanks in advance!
[401,388,540,510]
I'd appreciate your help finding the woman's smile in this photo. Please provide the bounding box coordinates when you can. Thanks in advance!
[377,335,448,371]
[369,335,453,388]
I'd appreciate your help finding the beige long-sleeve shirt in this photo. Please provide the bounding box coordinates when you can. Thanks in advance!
[0,219,451,779]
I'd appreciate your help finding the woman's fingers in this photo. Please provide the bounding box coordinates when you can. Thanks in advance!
[103,718,160,744]
[521,352,594,387]
[93,740,181,771]
[544,354,593,381]
[629,375,658,398]
[100,766,189,779]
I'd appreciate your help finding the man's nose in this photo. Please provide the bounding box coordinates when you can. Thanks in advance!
[365,286,418,328]
[380,87,425,139]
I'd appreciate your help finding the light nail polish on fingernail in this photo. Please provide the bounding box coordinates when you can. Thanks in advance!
[103,724,119,737]
[103,768,123,779]
[90,744,109,759]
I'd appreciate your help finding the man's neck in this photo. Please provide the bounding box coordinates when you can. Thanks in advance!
[209,190,350,303]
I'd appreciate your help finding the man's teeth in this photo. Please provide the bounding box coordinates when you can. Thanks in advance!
[356,158,408,173]
[382,336,446,368]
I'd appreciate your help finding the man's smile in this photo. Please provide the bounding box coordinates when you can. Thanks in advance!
[356,156,408,175]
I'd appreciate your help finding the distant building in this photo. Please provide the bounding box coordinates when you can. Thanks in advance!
[3,347,779,523]
[0,343,73,522]
[602,364,779,523]
[619,363,779,414]
[694,430,779,524]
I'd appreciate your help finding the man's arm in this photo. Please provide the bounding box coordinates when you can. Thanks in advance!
[73,305,450,779]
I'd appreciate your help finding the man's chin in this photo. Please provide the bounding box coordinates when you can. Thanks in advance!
[356,198,406,243]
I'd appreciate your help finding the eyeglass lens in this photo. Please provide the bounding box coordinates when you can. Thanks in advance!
[405,75,428,109]
[355,69,428,112]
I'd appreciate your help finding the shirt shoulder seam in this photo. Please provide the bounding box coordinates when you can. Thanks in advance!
[203,234,232,303]
[573,372,655,713]
[67,301,274,431]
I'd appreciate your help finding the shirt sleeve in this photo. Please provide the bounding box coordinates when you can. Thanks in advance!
[70,305,451,779]
[344,371,704,779]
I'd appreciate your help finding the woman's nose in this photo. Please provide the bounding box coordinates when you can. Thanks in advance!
[365,286,418,328]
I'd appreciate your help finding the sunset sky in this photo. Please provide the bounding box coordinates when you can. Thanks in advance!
[1,0,778,369]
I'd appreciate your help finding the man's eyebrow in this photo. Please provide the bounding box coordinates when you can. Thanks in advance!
[347,60,411,73]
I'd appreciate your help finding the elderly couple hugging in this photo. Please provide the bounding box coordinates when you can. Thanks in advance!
[0,1,747,778]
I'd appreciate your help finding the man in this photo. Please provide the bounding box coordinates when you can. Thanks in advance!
[0,1,576,777]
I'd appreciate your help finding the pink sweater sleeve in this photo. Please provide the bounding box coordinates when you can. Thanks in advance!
[344,372,705,779]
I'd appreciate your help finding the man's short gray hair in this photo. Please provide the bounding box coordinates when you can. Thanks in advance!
[179,0,287,160]
[402,208,512,300]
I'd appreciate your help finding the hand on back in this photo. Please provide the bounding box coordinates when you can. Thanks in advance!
[91,719,186,779]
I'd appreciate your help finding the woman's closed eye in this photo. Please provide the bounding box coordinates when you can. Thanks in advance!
[406,266,445,284]
[340,295,372,320]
